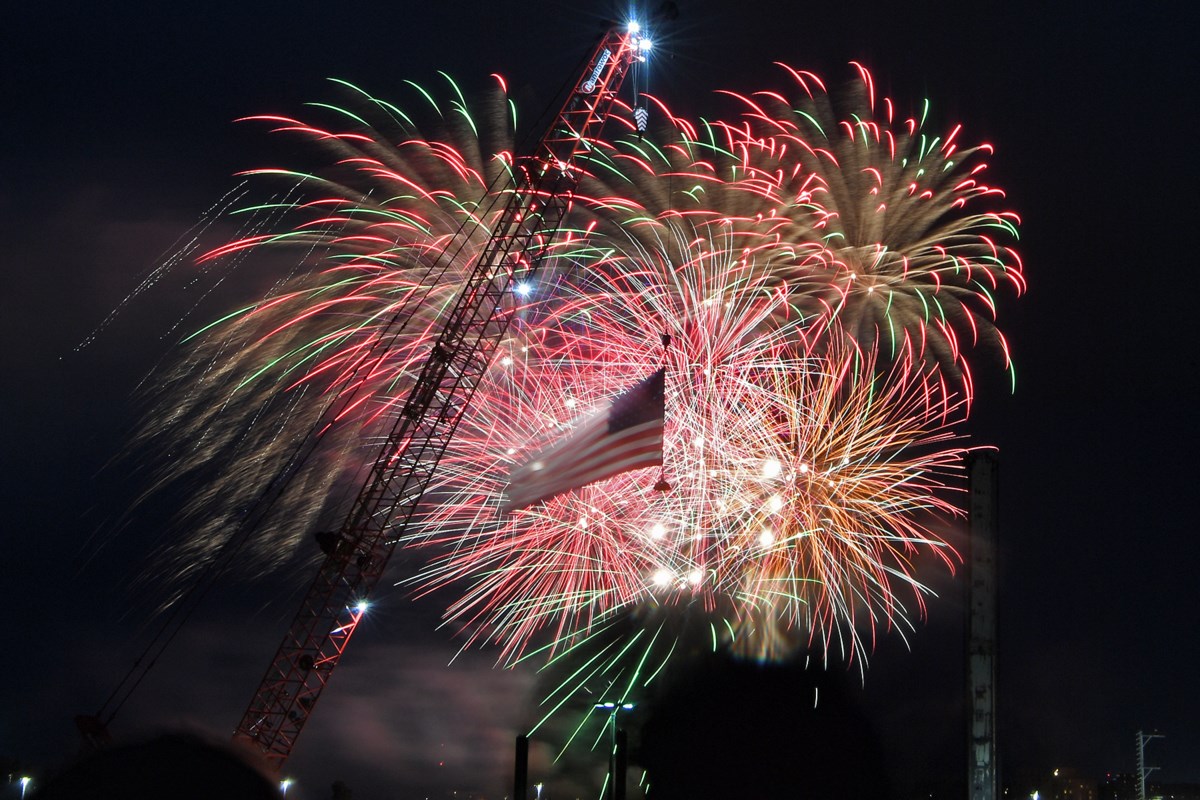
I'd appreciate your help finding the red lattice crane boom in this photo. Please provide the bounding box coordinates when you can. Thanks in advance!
[234,22,651,769]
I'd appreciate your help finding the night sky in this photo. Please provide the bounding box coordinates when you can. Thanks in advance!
[3,1,1198,799]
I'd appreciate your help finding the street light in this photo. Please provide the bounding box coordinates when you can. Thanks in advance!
[594,702,635,800]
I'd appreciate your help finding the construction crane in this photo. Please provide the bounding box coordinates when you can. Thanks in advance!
[233,21,654,770]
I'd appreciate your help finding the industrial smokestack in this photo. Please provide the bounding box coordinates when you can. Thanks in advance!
[967,452,999,800]
[514,734,529,800]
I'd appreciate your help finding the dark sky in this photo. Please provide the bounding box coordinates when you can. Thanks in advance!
[3,1,1198,799]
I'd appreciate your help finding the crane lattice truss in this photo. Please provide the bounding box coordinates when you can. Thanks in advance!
[233,25,645,769]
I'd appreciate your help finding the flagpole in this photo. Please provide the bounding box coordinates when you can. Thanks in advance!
[655,331,672,493]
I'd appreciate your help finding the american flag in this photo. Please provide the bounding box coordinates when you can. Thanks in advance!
[503,368,665,512]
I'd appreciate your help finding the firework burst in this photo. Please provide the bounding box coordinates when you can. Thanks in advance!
[127,76,534,583]
[714,64,1026,393]
[409,209,969,668]
[128,68,1015,684]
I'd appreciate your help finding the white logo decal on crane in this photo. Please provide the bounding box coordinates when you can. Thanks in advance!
[581,48,612,93]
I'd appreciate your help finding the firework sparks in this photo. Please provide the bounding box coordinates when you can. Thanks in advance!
[410,210,969,667]
[127,68,1017,684]
[714,64,1026,392]
[126,76,530,584]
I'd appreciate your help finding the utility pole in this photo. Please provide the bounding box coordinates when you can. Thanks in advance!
[1136,730,1164,800]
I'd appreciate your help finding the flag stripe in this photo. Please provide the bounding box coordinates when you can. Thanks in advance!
[504,435,662,509]
[504,370,665,511]
[537,422,662,489]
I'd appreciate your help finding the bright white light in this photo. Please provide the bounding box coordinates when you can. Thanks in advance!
[759,527,775,547]
[767,495,784,513]
[762,458,783,479]
[627,20,641,33]
[280,778,294,796]
[500,356,513,367]
[650,522,667,539]
[355,601,369,614]
[687,569,703,586]
[799,462,810,473]
[652,569,672,586]
[639,38,653,51]
[514,281,533,297]
[565,397,577,408]
[506,447,516,455]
